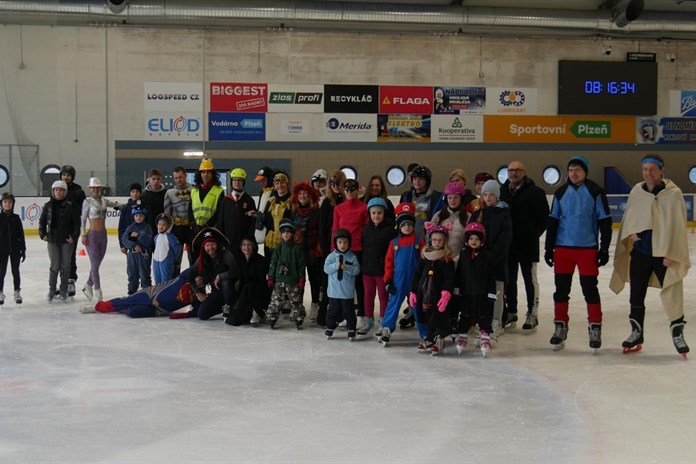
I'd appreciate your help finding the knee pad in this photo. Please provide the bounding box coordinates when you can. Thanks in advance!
[553,273,572,302]
[579,275,600,304]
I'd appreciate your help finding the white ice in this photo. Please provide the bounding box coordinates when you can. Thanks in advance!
[2,233,696,464]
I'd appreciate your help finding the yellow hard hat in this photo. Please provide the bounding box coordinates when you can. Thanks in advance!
[230,168,247,180]
[199,158,215,171]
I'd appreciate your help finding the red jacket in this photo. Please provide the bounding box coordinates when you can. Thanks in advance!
[332,197,369,252]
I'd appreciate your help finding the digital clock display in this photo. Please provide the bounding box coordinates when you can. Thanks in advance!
[558,60,657,116]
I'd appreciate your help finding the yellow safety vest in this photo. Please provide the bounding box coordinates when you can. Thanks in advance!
[191,185,223,226]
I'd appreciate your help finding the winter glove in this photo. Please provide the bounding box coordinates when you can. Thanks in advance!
[408,292,418,308]
[437,290,451,313]
[255,211,265,230]
[20,250,26,263]
[597,249,610,267]
[544,249,554,268]
[267,277,275,289]
[385,279,396,295]
[169,311,192,320]
[298,277,306,291]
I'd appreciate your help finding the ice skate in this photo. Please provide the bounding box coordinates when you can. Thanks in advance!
[550,321,568,351]
[47,289,55,303]
[82,284,93,301]
[622,319,643,354]
[491,319,504,342]
[14,290,22,305]
[268,316,278,329]
[67,279,76,297]
[588,323,602,354]
[417,339,433,354]
[522,312,538,334]
[80,305,96,314]
[94,288,103,302]
[356,317,374,339]
[325,329,334,340]
[221,304,231,322]
[59,292,69,303]
[671,322,689,360]
[380,327,391,346]
[348,330,356,341]
[480,331,491,358]
[295,317,304,329]
[308,302,319,322]
[0,291,4,305]
[250,311,262,327]
[430,336,445,356]
[456,334,468,355]
[505,313,518,329]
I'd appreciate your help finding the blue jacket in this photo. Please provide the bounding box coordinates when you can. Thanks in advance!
[324,249,360,299]
[122,222,154,254]
[153,231,180,284]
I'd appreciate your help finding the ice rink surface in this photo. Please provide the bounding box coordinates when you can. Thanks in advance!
[2,234,696,463]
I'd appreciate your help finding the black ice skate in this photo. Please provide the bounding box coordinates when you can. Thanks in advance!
[505,313,518,329]
[671,322,689,360]
[380,327,391,346]
[588,323,602,354]
[550,321,568,351]
[268,316,278,329]
[622,319,643,354]
[522,312,538,333]
[295,317,304,330]
[347,330,356,341]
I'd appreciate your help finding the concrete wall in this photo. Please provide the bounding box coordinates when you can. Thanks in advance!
[1,25,695,194]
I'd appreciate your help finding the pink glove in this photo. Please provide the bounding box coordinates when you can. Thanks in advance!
[298,277,306,291]
[437,290,452,313]
[409,292,418,308]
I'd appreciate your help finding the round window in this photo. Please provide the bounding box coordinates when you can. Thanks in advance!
[386,165,406,187]
[497,166,508,184]
[543,166,562,186]
[689,166,696,185]
[0,165,8,188]
[340,165,357,181]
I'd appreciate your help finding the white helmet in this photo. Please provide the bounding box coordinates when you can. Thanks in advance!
[51,180,68,191]
[89,177,102,188]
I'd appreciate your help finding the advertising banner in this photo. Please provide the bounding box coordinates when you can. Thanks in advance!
[431,115,483,143]
[377,114,431,142]
[433,86,486,114]
[322,114,377,142]
[144,82,203,140]
[669,90,696,117]
[379,86,432,115]
[484,115,635,143]
[267,84,324,113]
[266,113,321,141]
[210,83,268,112]
[144,112,203,140]
[637,117,696,144]
[324,85,379,113]
[208,112,265,141]
[485,88,538,114]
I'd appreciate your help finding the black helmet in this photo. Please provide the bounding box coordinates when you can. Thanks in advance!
[278,219,296,233]
[60,165,76,179]
[1,192,15,204]
[409,164,432,190]
[333,228,352,249]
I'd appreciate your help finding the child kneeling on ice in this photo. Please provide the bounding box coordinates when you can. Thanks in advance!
[409,222,455,355]
[323,228,361,340]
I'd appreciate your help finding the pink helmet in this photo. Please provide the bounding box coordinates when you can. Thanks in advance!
[425,221,452,239]
[464,221,486,244]
[443,181,466,197]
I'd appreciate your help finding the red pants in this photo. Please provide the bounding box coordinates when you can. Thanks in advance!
[363,274,388,318]
[553,247,602,325]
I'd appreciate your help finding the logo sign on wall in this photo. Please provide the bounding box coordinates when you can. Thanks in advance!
[322,114,377,142]
[379,86,432,115]
[267,84,324,113]
[324,85,379,113]
[377,114,431,142]
[266,113,320,141]
[208,112,265,141]
[144,82,203,140]
[433,86,486,114]
[668,90,696,117]
[485,116,635,143]
[210,83,268,112]
[145,112,202,139]
[431,115,483,143]
[636,117,696,144]
[486,88,538,114]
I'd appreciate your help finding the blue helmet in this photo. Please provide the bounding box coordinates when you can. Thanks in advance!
[131,207,147,216]
[367,197,388,211]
